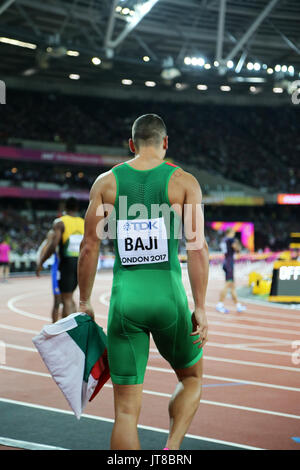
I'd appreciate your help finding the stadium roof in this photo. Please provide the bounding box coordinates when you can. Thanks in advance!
[1,0,300,102]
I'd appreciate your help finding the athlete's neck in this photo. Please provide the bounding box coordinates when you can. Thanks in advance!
[127,149,165,170]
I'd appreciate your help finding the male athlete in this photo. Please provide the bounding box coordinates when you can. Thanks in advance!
[78,114,209,450]
[216,228,246,313]
[36,229,62,323]
[36,197,84,318]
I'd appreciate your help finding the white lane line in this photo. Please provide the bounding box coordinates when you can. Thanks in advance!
[205,301,300,318]
[6,342,298,373]
[4,343,300,391]
[206,310,300,327]
[0,397,262,450]
[1,365,300,419]
[0,323,39,335]
[202,319,300,336]
[7,292,107,321]
[0,436,66,450]
[204,356,300,373]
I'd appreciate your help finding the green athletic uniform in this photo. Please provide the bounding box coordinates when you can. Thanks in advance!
[107,161,203,385]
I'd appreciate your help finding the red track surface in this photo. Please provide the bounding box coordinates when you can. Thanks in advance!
[1,268,300,450]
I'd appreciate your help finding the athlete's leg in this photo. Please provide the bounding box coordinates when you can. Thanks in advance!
[4,264,10,281]
[219,282,228,302]
[0,265,3,281]
[111,384,143,450]
[165,357,203,450]
[229,281,238,303]
[52,294,61,323]
[61,292,75,317]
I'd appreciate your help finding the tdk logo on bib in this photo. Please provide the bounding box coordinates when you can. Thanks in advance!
[117,217,168,266]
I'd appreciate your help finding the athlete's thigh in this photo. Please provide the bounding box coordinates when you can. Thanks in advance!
[107,309,150,385]
[152,303,202,371]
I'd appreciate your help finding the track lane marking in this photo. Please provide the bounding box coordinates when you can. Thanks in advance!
[0,397,262,450]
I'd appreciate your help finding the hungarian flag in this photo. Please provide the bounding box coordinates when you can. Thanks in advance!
[32,312,110,419]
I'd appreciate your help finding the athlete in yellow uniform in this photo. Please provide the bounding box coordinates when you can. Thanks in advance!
[37,197,84,317]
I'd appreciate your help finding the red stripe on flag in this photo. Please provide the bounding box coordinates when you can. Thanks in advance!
[89,349,110,402]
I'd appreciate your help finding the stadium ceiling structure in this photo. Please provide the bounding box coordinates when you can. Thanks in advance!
[1,0,300,99]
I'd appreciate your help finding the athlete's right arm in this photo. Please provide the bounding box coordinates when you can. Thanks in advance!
[184,173,209,347]
[78,177,104,320]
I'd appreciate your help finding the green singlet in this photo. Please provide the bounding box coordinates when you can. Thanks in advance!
[107,161,203,385]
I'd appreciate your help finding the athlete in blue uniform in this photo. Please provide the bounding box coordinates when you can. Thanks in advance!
[216,228,246,313]
[36,229,62,323]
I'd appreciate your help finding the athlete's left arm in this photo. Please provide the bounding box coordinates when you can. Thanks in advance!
[78,178,104,320]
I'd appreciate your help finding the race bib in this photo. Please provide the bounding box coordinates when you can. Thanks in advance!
[67,234,83,256]
[117,217,169,266]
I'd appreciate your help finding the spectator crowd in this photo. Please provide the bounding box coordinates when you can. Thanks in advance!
[0,90,299,193]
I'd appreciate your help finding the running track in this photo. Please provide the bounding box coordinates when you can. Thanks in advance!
[0,265,300,450]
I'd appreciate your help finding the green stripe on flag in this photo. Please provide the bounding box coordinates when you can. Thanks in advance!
[67,315,107,382]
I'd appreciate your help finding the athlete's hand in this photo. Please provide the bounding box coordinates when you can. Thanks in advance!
[79,300,95,321]
[190,307,208,348]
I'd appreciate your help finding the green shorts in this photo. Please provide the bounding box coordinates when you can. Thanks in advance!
[107,270,203,385]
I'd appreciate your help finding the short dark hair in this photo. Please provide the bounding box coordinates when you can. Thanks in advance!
[65,197,78,212]
[132,114,167,149]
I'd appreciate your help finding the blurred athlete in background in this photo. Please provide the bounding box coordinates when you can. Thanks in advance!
[36,229,62,323]
[216,228,246,313]
[0,237,11,282]
[36,197,84,318]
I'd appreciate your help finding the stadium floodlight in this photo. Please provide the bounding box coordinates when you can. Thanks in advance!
[227,60,234,69]
[214,61,219,67]
[92,57,101,65]
[143,56,150,62]
[220,85,231,91]
[67,50,80,57]
[69,74,80,80]
[250,86,257,93]
[273,87,283,93]
[275,64,281,72]
[197,84,208,91]
[267,68,274,74]
[122,79,133,85]
[247,62,254,70]
[288,66,294,75]
[197,58,205,66]
[281,65,288,73]
[115,6,122,12]
[253,62,261,71]
[184,57,192,65]
[0,37,37,49]
[204,63,211,69]
[145,81,156,87]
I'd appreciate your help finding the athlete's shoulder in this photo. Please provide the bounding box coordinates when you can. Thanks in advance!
[169,166,200,189]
